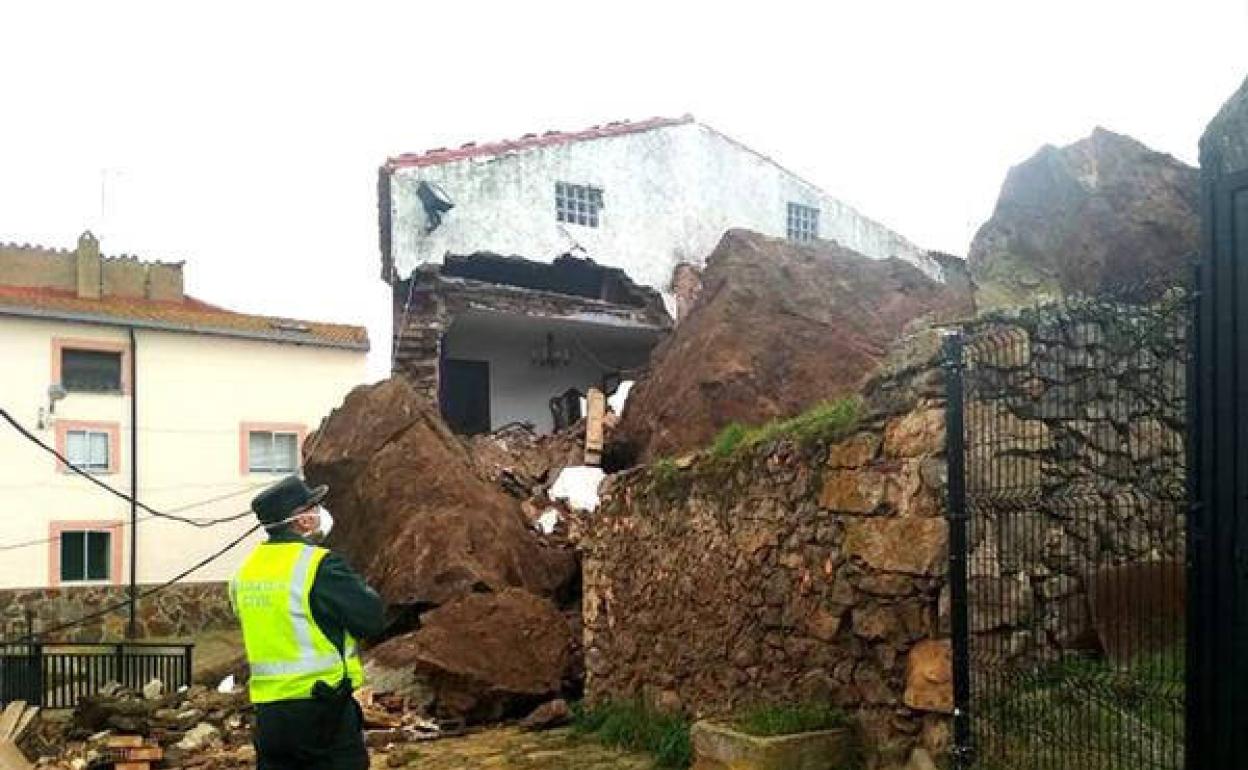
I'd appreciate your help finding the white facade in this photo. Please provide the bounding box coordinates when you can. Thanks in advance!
[385,119,938,292]
[0,316,366,590]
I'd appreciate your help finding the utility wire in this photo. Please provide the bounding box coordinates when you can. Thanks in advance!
[0,482,268,554]
[31,523,261,639]
[0,408,256,528]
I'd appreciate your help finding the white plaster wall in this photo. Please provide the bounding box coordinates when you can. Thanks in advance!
[389,122,938,292]
[0,316,366,589]
[444,313,655,434]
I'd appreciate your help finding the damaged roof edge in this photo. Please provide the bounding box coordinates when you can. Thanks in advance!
[0,304,371,352]
[421,251,672,327]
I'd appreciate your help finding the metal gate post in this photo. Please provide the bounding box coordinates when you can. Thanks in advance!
[1191,77,1248,769]
[943,331,973,770]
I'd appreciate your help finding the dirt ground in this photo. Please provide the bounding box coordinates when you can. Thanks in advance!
[374,727,655,769]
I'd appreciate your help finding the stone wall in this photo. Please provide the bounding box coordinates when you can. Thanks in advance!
[583,292,1189,767]
[584,329,955,767]
[0,581,235,643]
[0,233,184,301]
[959,293,1187,661]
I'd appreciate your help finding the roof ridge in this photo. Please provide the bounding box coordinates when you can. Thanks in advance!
[385,114,695,170]
[0,285,368,348]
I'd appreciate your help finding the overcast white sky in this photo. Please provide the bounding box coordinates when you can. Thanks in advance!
[2,1,1245,380]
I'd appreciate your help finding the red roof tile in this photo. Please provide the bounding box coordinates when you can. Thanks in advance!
[384,115,695,170]
[0,285,369,350]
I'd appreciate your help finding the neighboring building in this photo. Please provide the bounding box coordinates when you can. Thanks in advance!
[378,116,940,435]
[0,233,367,609]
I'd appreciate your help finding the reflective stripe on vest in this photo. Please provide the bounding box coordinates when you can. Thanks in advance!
[230,542,365,703]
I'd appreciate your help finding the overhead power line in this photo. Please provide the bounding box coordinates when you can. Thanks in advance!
[0,482,269,554]
[0,408,256,528]
[32,523,261,638]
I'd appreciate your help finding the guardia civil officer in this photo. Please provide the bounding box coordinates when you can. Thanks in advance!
[230,476,384,770]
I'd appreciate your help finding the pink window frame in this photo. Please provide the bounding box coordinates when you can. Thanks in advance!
[48,520,124,587]
[239,422,307,476]
[51,337,132,395]
[54,420,122,475]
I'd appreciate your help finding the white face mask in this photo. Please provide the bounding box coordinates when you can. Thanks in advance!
[315,506,334,541]
[270,505,334,543]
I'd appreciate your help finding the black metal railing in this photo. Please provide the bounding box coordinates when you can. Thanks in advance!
[946,276,1191,770]
[0,642,193,709]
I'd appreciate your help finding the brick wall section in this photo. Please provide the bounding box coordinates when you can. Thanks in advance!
[0,582,235,642]
[584,329,955,766]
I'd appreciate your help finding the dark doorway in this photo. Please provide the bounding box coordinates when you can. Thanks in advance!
[441,359,491,435]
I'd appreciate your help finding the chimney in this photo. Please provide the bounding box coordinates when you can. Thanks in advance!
[75,231,101,299]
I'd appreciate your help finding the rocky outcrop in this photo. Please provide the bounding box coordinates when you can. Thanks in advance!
[969,128,1199,311]
[615,229,973,462]
[367,589,578,723]
[1201,75,1248,177]
[304,378,578,607]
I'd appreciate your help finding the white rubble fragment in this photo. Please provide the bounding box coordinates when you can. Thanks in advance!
[549,466,605,512]
[609,381,634,414]
[142,678,164,699]
[217,674,236,694]
[176,722,221,752]
[536,509,561,535]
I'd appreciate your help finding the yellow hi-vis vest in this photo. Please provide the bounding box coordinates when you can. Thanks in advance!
[230,542,365,704]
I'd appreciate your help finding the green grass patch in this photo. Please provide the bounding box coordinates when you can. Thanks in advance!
[975,647,1184,770]
[709,422,749,458]
[572,700,692,768]
[732,702,849,737]
[709,397,862,460]
[648,457,686,498]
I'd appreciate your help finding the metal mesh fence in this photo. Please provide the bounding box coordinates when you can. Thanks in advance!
[951,280,1190,770]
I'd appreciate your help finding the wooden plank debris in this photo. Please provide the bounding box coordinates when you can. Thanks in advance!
[584,387,606,466]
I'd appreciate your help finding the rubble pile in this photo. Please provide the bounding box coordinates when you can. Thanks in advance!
[305,380,586,724]
[26,679,457,769]
[969,127,1199,311]
[33,682,254,769]
[615,228,974,462]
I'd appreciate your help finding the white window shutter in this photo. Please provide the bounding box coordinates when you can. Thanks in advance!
[249,431,272,472]
[66,431,86,466]
[274,433,298,472]
[89,432,109,469]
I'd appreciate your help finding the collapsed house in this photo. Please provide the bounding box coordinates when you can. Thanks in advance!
[378,115,949,438]
[391,252,669,435]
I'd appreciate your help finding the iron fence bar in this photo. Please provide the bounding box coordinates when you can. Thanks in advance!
[183,644,193,690]
[1185,256,1206,770]
[943,330,974,770]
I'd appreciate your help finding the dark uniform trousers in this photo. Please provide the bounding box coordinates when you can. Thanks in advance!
[254,695,368,770]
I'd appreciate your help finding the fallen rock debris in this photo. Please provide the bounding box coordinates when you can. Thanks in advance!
[304,378,580,609]
[26,680,452,769]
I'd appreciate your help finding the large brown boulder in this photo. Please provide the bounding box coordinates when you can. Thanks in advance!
[304,379,578,607]
[366,589,577,722]
[615,229,973,461]
[969,127,1199,311]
